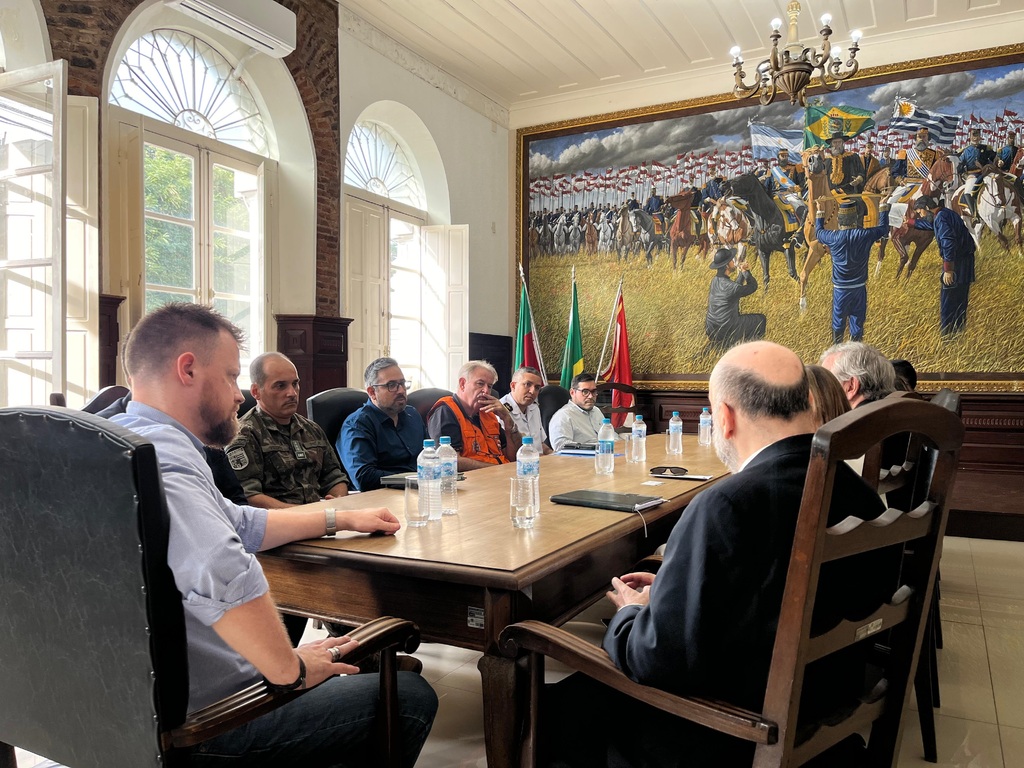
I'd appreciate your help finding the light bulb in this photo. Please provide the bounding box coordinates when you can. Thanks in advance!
[850,29,862,43]
[820,13,832,26]
[770,17,783,31]
[730,45,742,59]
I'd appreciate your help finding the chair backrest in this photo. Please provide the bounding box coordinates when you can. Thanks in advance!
[756,397,963,766]
[82,384,131,414]
[407,388,452,427]
[238,389,258,417]
[306,387,370,448]
[48,392,66,407]
[930,387,962,417]
[537,385,570,445]
[0,407,187,767]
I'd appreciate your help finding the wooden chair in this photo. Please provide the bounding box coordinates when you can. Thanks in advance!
[536,385,570,447]
[48,392,66,407]
[0,406,421,768]
[596,381,647,430]
[499,396,963,767]
[407,387,452,427]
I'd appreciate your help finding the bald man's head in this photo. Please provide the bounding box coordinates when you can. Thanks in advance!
[709,342,813,472]
[710,341,810,421]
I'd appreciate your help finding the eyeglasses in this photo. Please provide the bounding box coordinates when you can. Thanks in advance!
[574,387,598,396]
[372,379,408,393]
[650,466,690,476]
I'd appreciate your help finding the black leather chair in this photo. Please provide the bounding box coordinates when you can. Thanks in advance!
[238,389,258,417]
[306,387,370,451]
[407,387,452,427]
[537,385,570,447]
[0,406,421,768]
[82,384,131,414]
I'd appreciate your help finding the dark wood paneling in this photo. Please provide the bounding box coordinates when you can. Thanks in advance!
[644,390,1024,540]
[98,294,125,388]
[275,315,353,411]
[470,332,513,396]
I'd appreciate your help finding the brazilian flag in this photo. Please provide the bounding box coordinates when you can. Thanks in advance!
[559,271,584,389]
[804,105,875,147]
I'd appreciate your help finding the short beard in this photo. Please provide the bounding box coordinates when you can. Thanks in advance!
[712,425,740,474]
[200,400,239,447]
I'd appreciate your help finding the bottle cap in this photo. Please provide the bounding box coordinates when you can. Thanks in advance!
[602,418,611,424]
[635,415,643,421]
[523,436,533,444]
[439,436,451,445]
[423,439,435,448]
[672,411,679,416]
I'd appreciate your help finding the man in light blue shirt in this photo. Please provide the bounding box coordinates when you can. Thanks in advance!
[548,372,609,451]
[112,303,436,765]
[340,357,425,491]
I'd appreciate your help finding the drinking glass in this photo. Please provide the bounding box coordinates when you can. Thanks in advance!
[623,433,637,463]
[404,476,429,528]
[510,476,538,529]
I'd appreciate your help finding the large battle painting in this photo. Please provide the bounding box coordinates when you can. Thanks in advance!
[519,46,1024,390]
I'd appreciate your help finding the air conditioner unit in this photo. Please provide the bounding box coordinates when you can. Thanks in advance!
[165,0,296,58]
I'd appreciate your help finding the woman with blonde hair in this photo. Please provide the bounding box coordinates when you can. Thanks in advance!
[806,364,850,427]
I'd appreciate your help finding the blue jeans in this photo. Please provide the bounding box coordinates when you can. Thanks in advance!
[191,672,437,767]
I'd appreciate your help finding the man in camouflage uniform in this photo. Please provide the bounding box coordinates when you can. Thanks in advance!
[227,351,349,508]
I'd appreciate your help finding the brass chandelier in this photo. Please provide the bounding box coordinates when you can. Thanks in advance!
[730,1,861,107]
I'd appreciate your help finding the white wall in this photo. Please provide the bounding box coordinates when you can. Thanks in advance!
[339,30,511,337]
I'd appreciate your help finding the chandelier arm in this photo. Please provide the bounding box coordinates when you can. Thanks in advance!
[732,66,761,99]
[759,78,778,107]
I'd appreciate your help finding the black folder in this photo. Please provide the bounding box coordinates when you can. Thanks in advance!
[548,489,666,513]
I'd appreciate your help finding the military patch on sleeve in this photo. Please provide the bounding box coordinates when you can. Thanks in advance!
[227,447,249,471]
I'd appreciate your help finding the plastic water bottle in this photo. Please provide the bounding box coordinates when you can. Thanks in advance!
[516,436,541,512]
[437,436,459,516]
[698,407,713,447]
[595,418,615,475]
[631,414,647,463]
[417,439,442,521]
[667,411,683,456]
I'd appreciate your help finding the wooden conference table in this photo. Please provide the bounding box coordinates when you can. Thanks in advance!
[258,433,727,767]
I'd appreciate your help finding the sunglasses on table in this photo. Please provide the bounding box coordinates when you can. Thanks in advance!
[649,466,689,476]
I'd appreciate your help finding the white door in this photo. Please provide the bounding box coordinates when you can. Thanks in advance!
[0,60,67,407]
[345,193,387,383]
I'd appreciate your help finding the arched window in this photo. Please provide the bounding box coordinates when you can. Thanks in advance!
[344,121,425,209]
[108,28,274,375]
[111,29,269,156]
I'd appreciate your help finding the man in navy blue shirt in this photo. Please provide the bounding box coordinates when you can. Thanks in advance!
[815,199,890,344]
[340,357,425,491]
[913,195,977,337]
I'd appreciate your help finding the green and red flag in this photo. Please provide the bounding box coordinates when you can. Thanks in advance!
[559,267,584,389]
[513,263,547,381]
[598,279,634,427]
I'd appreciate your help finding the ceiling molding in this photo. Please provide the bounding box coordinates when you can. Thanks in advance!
[339,7,509,127]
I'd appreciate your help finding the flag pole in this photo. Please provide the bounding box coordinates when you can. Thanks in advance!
[560,265,575,374]
[597,274,623,380]
[519,261,548,382]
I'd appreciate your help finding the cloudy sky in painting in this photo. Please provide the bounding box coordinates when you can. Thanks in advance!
[528,63,1024,177]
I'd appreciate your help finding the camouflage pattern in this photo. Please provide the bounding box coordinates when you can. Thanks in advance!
[226,408,348,504]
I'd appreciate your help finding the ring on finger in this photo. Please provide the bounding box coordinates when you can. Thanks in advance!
[329,646,342,663]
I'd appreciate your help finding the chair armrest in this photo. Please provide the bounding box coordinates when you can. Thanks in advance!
[633,554,663,573]
[499,620,776,745]
[163,616,419,750]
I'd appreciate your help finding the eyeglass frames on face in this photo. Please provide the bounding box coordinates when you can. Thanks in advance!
[574,388,598,397]
[372,380,408,392]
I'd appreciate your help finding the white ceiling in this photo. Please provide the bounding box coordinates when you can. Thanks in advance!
[338,0,1024,123]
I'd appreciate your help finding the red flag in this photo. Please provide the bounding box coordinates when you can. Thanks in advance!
[514,267,547,381]
[598,284,634,428]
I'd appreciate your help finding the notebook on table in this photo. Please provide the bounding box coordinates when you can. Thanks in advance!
[556,441,598,455]
[549,489,666,513]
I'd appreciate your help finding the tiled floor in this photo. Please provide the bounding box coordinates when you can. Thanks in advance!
[14,536,1024,767]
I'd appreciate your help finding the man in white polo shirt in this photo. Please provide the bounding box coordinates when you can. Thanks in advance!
[499,366,553,454]
[548,372,609,451]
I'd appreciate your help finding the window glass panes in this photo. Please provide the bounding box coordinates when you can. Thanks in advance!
[213,232,251,294]
[145,291,195,314]
[145,218,195,289]
[213,164,253,230]
[345,122,426,209]
[213,297,252,342]
[144,144,194,219]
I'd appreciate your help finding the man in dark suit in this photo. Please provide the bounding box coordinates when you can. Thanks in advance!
[542,341,895,767]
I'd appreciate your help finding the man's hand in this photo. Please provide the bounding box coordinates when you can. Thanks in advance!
[737,260,750,272]
[478,393,514,428]
[607,575,651,610]
[339,507,401,535]
[943,271,955,286]
[297,634,361,688]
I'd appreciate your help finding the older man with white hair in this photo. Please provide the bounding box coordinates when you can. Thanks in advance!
[820,341,897,408]
[427,360,522,470]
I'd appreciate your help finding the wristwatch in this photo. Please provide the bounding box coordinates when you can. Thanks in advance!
[325,507,337,536]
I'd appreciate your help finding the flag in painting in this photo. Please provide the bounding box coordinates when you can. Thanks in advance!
[889,99,961,146]
[598,283,634,428]
[804,104,876,147]
[513,266,547,382]
[749,123,804,160]
[559,269,584,390]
